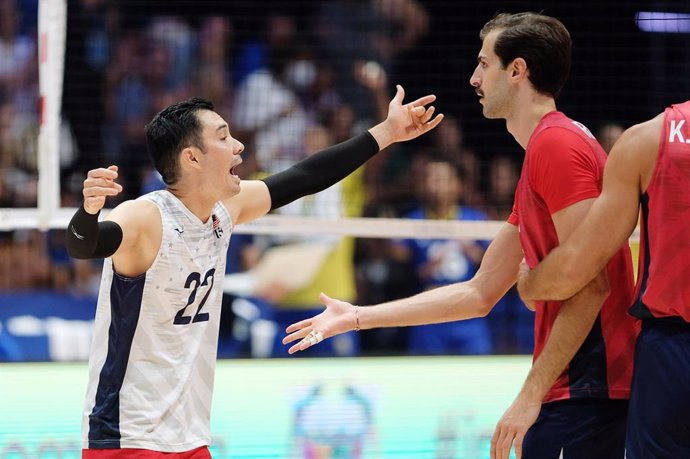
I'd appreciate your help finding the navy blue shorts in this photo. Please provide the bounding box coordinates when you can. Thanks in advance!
[522,398,628,459]
[626,318,690,459]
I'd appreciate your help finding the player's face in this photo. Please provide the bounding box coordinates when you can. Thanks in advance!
[469,30,512,119]
[196,110,244,199]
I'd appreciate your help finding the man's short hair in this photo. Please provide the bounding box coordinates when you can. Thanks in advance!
[145,98,215,185]
[480,12,572,99]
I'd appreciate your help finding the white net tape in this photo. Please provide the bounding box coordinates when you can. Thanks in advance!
[0,207,640,241]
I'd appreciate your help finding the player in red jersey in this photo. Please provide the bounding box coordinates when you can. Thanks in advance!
[283,12,638,459]
[518,101,690,458]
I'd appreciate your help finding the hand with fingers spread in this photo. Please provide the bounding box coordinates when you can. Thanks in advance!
[283,292,358,354]
[490,392,542,459]
[82,165,123,214]
[369,84,444,149]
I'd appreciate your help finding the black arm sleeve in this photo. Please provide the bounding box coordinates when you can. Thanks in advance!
[65,205,123,259]
[261,131,380,210]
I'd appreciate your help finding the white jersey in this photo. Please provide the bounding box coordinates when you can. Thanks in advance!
[82,190,232,452]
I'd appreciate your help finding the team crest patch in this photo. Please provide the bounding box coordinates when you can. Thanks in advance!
[212,214,223,239]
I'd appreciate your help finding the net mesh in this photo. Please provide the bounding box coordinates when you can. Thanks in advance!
[0,0,680,356]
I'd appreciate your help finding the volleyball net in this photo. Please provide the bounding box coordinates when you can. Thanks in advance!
[2,1,684,359]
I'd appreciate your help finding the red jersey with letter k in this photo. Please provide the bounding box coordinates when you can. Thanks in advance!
[631,100,690,323]
[508,111,639,403]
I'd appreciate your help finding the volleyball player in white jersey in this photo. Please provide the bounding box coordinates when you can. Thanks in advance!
[65,87,443,459]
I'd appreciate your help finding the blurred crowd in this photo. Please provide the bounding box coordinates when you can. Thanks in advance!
[0,0,626,358]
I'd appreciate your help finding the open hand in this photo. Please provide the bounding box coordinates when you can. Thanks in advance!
[380,85,444,144]
[282,292,358,354]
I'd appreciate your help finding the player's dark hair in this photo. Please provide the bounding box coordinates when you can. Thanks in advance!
[480,12,571,99]
[145,97,214,185]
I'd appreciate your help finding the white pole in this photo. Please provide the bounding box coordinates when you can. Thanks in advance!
[37,0,67,230]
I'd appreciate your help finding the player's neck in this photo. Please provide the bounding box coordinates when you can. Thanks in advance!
[506,93,557,150]
[166,186,215,224]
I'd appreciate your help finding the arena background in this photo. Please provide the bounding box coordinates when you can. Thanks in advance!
[1,0,688,457]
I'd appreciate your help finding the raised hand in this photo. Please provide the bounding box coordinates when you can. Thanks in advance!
[282,292,358,354]
[370,84,444,148]
[83,165,123,214]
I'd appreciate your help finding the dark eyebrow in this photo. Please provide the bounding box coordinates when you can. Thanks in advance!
[216,124,228,132]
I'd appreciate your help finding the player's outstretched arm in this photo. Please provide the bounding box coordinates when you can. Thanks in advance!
[229,85,444,225]
[282,222,523,354]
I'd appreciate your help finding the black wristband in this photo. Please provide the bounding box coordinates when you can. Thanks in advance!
[262,131,380,210]
[65,205,123,259]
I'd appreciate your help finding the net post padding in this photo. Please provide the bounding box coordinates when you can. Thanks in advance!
[37,0,67,230]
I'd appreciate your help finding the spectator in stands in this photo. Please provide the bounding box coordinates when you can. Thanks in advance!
[484,154,533,354]
[0,99,38,207]
[487,154,519,220]
[232,12,309,174]
[314,0,429,124]
[195,15,234,117]
[429,116,483,208]
[393,152,492,354]
[0,0,37,105]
